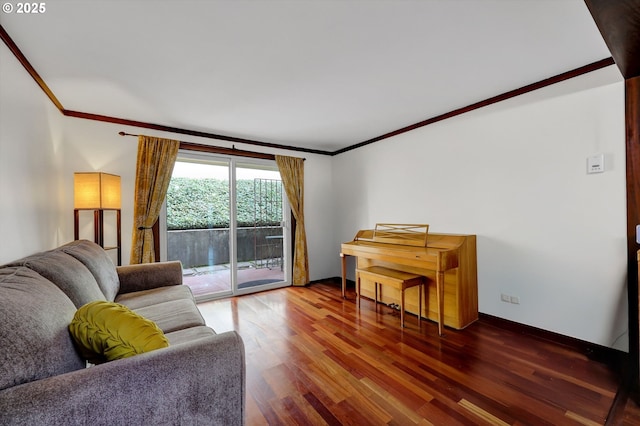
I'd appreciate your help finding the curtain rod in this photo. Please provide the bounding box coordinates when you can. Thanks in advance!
[118,132,305,161]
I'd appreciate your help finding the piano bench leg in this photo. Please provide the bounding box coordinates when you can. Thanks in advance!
[400,284,422,329]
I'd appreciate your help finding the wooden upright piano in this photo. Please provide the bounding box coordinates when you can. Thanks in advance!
[340,224,478,330]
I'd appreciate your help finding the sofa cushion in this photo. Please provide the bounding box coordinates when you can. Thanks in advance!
[132,299,206,333]
[116,261,183,294]
[15,250,106,308]
[165,325,217,346]
[60,240,120,301]
[69,301,169,364]
[0,267,86,391]
[114,284,195,309]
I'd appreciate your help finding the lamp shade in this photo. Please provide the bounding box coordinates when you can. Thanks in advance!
[74,172,121,209]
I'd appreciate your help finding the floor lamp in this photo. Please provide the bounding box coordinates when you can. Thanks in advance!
[73,172,122,266]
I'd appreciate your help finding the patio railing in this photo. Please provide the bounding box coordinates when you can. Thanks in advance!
[167,226,283,269]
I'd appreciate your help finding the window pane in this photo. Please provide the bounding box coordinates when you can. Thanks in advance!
[166,159,232,298]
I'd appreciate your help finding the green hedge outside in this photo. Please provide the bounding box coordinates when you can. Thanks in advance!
[166,177,282,230]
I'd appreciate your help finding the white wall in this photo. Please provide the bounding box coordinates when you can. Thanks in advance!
[0,42,66,262]
[332,65,628,350]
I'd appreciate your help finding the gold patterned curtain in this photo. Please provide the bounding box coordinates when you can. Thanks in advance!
[275,155,309,286]
[130,135,180,264]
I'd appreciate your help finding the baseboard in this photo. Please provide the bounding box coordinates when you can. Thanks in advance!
[309,276,348,286]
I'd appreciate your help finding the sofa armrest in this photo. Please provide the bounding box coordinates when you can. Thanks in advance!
[116,260,183,294]
[0,330,245,426]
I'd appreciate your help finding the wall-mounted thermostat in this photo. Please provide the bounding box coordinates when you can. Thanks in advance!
[587,154,605,174]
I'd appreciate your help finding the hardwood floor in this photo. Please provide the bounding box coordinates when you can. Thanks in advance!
[197,281,628,425]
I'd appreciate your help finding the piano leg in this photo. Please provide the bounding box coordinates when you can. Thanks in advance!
[400,285,405,327]
[341,253,347,299]
[437,271,445,336]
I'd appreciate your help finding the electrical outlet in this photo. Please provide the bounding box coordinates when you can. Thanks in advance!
[501,293,520,304]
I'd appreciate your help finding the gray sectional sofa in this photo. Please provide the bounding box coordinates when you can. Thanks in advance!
[0,240,245,425]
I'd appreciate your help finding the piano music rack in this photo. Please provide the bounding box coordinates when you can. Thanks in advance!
[373,223,429,247]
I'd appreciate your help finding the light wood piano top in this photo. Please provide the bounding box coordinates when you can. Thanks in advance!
[341,230,466,272]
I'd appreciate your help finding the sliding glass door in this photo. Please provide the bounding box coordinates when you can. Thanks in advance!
[235,162,287,293]
[161,152,290,301]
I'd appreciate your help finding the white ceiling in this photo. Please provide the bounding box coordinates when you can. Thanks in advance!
[0,0,612,153]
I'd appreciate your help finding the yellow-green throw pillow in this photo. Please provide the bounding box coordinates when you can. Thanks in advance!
[69,301,169,364]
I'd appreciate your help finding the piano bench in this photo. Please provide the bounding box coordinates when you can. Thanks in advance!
[356,266,424,329]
